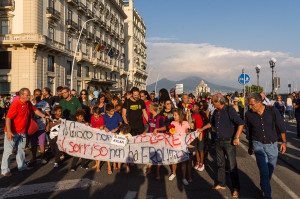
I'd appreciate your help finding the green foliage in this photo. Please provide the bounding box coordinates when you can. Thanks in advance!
[245,85,263,93]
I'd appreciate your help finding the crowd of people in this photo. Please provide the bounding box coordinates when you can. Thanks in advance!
[1,85,299,199]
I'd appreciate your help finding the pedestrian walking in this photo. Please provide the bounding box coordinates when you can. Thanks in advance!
[293,92,300,138]
[246,93,287,199]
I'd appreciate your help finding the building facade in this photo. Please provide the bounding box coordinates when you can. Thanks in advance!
[0,0,129,95]
[124,0,147,90]
[196,80,210,96]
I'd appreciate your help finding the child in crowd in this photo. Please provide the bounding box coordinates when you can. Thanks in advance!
[90,107,104,173]
[144,103,166,180]
[103,103,123,174]
[119,123,132,173]
[168,109,190,186]
[191,102,208,172]
[49,105,64,168]
[70,109,90,171]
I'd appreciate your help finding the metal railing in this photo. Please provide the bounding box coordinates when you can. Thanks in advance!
[0,0,14,7]
[66,19,78,29]
[46,7,61,19]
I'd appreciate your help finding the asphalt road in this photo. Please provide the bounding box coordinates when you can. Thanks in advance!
[0,121,299,199]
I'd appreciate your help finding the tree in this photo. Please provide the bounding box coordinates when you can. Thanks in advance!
[245,85,263,94]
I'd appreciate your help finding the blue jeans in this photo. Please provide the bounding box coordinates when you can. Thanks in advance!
[1,132,28,174]
[253,141,278,199]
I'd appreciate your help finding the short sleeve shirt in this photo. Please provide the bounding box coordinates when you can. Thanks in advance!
[148,114,166,133]
[59,97,82,120]
[33,100,50,131]
[91,115,104,128]
[103,112,123,131]
[5,99,37,134]
[171,121,189,134]
[50,116,63,139]
[122,99,146,130]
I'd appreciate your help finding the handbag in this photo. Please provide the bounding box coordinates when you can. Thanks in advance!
[27,117,39,136]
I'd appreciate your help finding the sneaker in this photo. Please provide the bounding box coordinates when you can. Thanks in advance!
[54,163,58,168]
[41,159,48,165]
[70,167,76,172]
[194,162,199,170]
[197,164,205,171]
[168,174,176,181]
[81,166,89,170]
[182,179,189,186]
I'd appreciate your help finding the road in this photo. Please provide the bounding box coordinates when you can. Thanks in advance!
[0,120,299,199]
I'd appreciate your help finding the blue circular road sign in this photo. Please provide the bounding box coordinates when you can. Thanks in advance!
[238,74,250,85]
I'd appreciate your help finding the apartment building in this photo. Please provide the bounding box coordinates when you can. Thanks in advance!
[124,0,147,90]
[0,0,128,94]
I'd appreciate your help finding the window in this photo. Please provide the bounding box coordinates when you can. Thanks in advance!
[77,81,81,93]
[68,10,72,21]
[86,66,89,77]
[47,77,54,93]
[110,73,112,80]
[78,16,82,29]
[66,61,71,75]
[0,51,11,69]
[105,72,108,80]
[49,26,54,40]
[1,20,9,35]
[48,55,54,72]
[78,42,82,52]
[0,82,10,95]
[86,45,89,55]
[114,74,116,81]
[77,64,81,77]
[94,68,96,79]
[49,0,54,8]
[67,36,72,50]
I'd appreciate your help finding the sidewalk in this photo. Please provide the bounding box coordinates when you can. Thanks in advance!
[278,120,300,173]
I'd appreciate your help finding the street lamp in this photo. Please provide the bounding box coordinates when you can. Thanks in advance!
[269,57,277,98]
[70,18,97,90]
[255,64,261,92]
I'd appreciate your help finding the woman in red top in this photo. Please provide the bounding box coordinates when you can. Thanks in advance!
[140,90,152,125]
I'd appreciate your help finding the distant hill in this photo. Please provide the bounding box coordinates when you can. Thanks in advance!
[146,76,237,94]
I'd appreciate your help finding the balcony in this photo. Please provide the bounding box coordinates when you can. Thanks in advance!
[120,38,125,44]
[86,32,94,40]
[87,9,94,19]
[66,0,77,6]
[105,25,111,33]
[99,2,104,9]
[93,0,98,5]
[95,36,100,44]
[46,7,61,21]
[0,0,15,11]
[66,19,78,31]
[115,33,119,40]
[100,21,105,28]
[77,2,87,14]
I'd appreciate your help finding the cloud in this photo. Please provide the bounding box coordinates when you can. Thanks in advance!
[146,42,300,93]
[146,37,177,42]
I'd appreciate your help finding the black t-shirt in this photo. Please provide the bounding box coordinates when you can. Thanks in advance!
[293,99,300,113]
[159,109,174,131]
[123,98,146,131]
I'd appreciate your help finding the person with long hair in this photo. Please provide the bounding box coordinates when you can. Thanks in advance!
[78,89,92,123]
[286,94,294,121]
[111,95,123,114]
[94,94,106,115]
[159,99,175,132]
[158,88,171,111]
[140,90,152,126]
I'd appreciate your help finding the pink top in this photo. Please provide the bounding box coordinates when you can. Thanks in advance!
[143,100,153,124]
[12,96,20,103]
[171,121,189,134]
[91,115,104,128]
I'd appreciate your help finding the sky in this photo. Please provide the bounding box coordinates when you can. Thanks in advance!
[133,0,300,93]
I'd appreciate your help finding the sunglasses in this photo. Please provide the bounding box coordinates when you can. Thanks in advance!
[81,93,87,95]
[166,103,172,105]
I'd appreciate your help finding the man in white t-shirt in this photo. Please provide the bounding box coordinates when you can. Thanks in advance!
[260,92,271,106]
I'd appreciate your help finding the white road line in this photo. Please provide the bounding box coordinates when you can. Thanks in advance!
[239,142,299,199]
[0,178,101,199]
[124,191,137,199]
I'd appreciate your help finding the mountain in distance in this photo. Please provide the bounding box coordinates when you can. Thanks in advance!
[146,76,238,94]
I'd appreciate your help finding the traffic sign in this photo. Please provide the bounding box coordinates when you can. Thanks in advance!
[238,74,250,85]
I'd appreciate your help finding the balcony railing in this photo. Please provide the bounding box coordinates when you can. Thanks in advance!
[86,32,94,40]
[46,7,61,21]
[77,2,87,13]
[100,21,105,28]
[95,36,100,43]
[66,19,78,31]
[120,38,125,44]
[87,9,94,18]
[0,0,15,11]
[66,0,77,6]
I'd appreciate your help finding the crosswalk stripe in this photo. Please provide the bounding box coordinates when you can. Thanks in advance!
[0,178,101,199]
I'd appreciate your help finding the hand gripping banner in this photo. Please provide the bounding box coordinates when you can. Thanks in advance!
[57,120,200,165]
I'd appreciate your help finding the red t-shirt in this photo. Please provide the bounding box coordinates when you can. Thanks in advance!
[91,115,104,128]
[5,99,37,134]
[143,100,153,124]
[192,113,204,137]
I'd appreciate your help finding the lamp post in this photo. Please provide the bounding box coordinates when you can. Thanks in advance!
[70,18,97,90]
[269,57,277,98]
[255,64,261,92]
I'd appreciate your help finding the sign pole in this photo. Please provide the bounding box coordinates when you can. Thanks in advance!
[242,68,246,119]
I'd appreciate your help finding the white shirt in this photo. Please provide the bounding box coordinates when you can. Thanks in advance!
[262,97,271,106]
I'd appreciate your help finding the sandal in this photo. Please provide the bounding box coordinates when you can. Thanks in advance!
[108,170,112,175]
[2,172,12,177]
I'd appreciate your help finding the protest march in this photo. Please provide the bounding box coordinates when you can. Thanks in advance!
[0,86,292,199]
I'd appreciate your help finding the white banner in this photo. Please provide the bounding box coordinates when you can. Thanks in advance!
[57,120,199,165]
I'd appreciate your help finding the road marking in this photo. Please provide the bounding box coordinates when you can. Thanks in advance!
[239,141,299,199]
[0,178,101,199]
[124,191,137,199]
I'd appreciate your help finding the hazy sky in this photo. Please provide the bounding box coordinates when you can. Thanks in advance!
[133,0,300,92]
